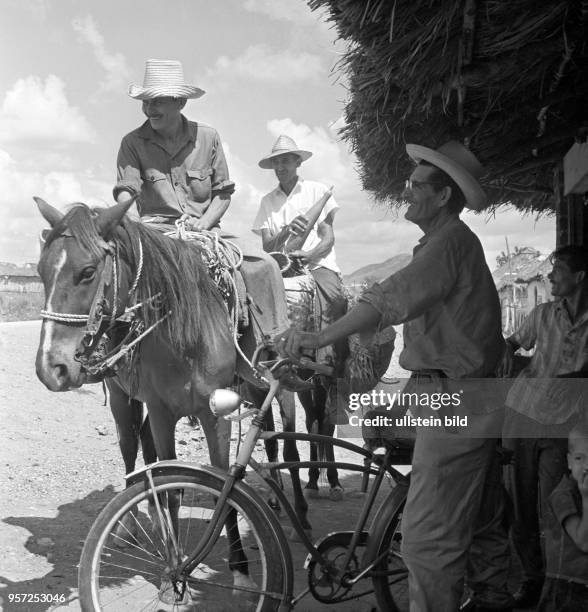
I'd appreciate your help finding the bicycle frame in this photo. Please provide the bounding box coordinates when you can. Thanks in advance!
[124,358,412,606]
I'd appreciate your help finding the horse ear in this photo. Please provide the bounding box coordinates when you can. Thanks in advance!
[34,197,64,228]
[96,196,137,238]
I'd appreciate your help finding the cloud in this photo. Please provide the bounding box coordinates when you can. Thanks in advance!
[243,0,321,24]
[72,15,130,92]
[464,208,555,270]
[0,75,96,144]
[209,44,324,84]
[0,149,112,262]
[265,117,359,194]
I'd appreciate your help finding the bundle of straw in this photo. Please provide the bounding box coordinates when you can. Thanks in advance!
[308,0,588,214]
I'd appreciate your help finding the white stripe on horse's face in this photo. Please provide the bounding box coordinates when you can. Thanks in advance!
[41,246,67,359]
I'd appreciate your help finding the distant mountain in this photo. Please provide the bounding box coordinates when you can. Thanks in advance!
[344,254,412,285]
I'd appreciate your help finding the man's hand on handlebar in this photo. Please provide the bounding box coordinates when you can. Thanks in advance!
[275,328,320,360]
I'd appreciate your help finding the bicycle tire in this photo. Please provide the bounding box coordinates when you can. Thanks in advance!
[79,471,286,611]
[370,485,409,612]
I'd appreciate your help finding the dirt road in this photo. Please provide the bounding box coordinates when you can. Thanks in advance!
[0,321,409,611]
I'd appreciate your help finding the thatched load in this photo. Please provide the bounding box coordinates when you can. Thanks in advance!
[309,0,588,212]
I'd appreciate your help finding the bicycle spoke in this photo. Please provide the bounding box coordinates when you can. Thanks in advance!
[82,475,284,611]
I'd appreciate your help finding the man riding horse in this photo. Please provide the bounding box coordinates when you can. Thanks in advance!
[252,135,349,500]
[252,134,348,367]
[114,59,289,340]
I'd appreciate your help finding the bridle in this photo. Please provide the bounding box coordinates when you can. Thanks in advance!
[40,235,167,377]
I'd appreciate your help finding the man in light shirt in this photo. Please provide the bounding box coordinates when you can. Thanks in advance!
[252,134,347,364]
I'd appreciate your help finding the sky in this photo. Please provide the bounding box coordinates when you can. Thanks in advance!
[0,0,556,274]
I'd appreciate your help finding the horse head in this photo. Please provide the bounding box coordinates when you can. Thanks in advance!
[35,197,135,391]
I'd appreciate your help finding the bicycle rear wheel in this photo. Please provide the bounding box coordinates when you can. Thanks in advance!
[79,471,286,611]
[371,486,409,612]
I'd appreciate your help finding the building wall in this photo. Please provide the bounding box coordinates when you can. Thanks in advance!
[0,276,43,293]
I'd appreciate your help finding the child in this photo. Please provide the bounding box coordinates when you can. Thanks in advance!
[538,418,588,611]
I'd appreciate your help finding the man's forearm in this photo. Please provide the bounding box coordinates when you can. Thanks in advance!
[199,194,230,229]
[318,302,381,347]
[263,226,292,253]
[304,237,333,262]
[116,189,140,221]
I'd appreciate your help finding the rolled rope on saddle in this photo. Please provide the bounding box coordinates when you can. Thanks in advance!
[160,221,248,328]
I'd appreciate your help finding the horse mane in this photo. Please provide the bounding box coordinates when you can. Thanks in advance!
[44,204,229,357]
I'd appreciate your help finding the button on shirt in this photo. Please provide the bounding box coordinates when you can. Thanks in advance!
[506,300,588,424]
[114,116,235,220]
[359,215,504,379]
[252,178,340,273]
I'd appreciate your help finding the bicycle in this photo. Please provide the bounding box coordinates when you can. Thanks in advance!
[78,356,413,611]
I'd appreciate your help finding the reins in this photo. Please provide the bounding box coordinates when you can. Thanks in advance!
[41,233,168,377]
[40,239,144,326]
[41,213,261,378]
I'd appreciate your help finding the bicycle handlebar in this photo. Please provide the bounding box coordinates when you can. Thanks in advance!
[266,355,334,378]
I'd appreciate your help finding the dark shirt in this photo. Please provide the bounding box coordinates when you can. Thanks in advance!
[359,215,503,379]
[545,474,588,584]
[114,115,235,220]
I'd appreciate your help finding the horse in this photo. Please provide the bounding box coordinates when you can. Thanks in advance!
[265,262,345,503]
[266,388,343,503]
[33,196,314,590]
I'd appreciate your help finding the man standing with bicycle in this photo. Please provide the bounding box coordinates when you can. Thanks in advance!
[278,141,513,612]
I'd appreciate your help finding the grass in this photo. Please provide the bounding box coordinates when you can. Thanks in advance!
[0,292,43,322]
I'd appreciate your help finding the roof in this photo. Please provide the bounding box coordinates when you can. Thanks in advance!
[309,0,588,213]
[492,248,552,290]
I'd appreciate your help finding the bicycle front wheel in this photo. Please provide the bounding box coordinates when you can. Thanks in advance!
[371,485,409,612]
[79,471,286,611]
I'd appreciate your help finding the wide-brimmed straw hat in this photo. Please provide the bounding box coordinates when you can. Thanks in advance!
[258,135,312,169]
[128,59,205,100]
[406,140,487,210]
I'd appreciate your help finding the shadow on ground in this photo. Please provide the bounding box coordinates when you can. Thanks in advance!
[0,486,118,611]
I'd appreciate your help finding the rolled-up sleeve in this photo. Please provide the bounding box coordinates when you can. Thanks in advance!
[210,131,235,197]
[359,235,458,327]
[113,136,142,200]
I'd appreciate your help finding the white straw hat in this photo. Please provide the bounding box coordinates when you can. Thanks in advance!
[258,135,312,169]
[406,140,487,210]
[128,59,205,100]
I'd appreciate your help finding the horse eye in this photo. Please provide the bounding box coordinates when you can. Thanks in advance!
[80,267,96,282]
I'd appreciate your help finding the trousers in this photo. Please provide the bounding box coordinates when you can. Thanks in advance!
[401,409,510,612]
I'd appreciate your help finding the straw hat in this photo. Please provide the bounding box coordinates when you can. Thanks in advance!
[406,140,487,210]
[128,59,205,100]
[258,135,312,169]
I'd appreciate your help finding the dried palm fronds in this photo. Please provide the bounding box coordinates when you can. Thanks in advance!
[308,0,588,213]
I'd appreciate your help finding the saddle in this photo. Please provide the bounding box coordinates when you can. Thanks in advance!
[153,222,289,347]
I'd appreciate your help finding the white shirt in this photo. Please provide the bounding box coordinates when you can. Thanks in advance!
[252,178,340,273]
